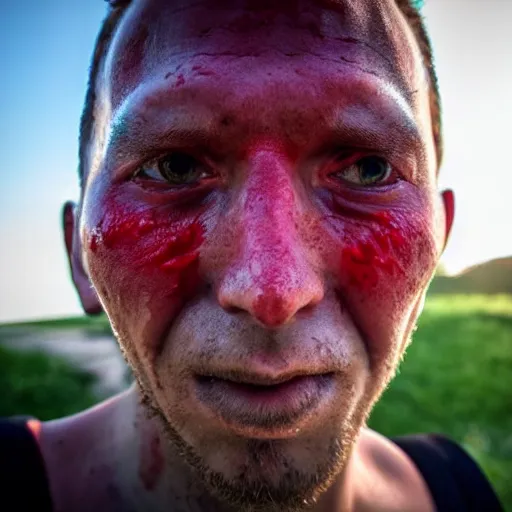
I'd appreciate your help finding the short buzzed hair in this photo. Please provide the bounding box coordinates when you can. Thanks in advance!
[78,0,442,186]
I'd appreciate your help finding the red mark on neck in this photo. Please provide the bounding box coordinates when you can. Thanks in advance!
[139,431,164,491]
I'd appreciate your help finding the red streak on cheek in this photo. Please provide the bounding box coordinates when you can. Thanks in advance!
[340,210,406,290]
[154,222,204,300]
[150,222,204,270]
[89,207,205,304]
[90,215,157,250]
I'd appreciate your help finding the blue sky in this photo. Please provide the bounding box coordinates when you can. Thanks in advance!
[1,0,511,322]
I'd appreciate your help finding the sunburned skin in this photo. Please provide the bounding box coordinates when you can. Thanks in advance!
[58,0,453,510]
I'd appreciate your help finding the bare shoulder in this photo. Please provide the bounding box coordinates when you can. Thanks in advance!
[353,428,436,512]
[38,389,135,512]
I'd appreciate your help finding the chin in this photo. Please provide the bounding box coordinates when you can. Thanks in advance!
[174,434,347,512]
[141,381,366,512]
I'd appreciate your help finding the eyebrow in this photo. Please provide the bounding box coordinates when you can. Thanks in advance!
[330,83,423,155]
[105,72,424,168]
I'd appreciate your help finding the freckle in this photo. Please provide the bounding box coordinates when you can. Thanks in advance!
[164,71,173,80]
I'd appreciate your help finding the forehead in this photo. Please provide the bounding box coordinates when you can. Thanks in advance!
[93,0,434,173]
[104,0,424,100]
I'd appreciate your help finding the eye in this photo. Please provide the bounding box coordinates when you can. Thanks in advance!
[134,152,210,186]
[334,156,393,187]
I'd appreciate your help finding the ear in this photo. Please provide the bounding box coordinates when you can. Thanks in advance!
[441,189,455,251]
[62,201,103,315]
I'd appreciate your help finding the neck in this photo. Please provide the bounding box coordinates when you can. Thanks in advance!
[111,386,358,512]
[42,385,361,512]
[111,386,226,512]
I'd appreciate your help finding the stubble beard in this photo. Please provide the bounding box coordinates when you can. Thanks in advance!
[135,374,369,512]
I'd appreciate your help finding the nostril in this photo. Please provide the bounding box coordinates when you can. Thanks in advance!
[223,305,245,316]
[216,250,325,327]
[297,301,316,316]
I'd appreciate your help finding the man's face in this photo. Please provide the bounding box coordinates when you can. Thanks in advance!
[73,0,450,508]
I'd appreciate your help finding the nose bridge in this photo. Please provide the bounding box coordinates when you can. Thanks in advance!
[242,149,297,253]
[217,147,324,328]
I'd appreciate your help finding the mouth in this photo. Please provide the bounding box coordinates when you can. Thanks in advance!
[194,371,335,439]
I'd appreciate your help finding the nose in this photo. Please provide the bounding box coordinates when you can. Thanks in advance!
[216,148,324,328]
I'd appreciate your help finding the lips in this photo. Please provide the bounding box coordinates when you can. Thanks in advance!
[194,371,335,438]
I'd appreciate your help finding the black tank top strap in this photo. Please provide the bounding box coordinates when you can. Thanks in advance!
[0,417,53,511]
[392,434,503,512]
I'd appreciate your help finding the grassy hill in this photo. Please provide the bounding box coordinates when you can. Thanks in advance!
[430,257,512,295]
[369,294,512,507]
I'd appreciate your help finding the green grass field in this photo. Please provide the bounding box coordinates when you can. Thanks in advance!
[369,294,512,507]
[1,294,511,508]
[0,345,97,420]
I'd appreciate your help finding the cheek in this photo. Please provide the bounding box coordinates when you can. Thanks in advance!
[327,207,437,365]
[84,193,205,357]
[340,211,412,291]
[336,210,436,294]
